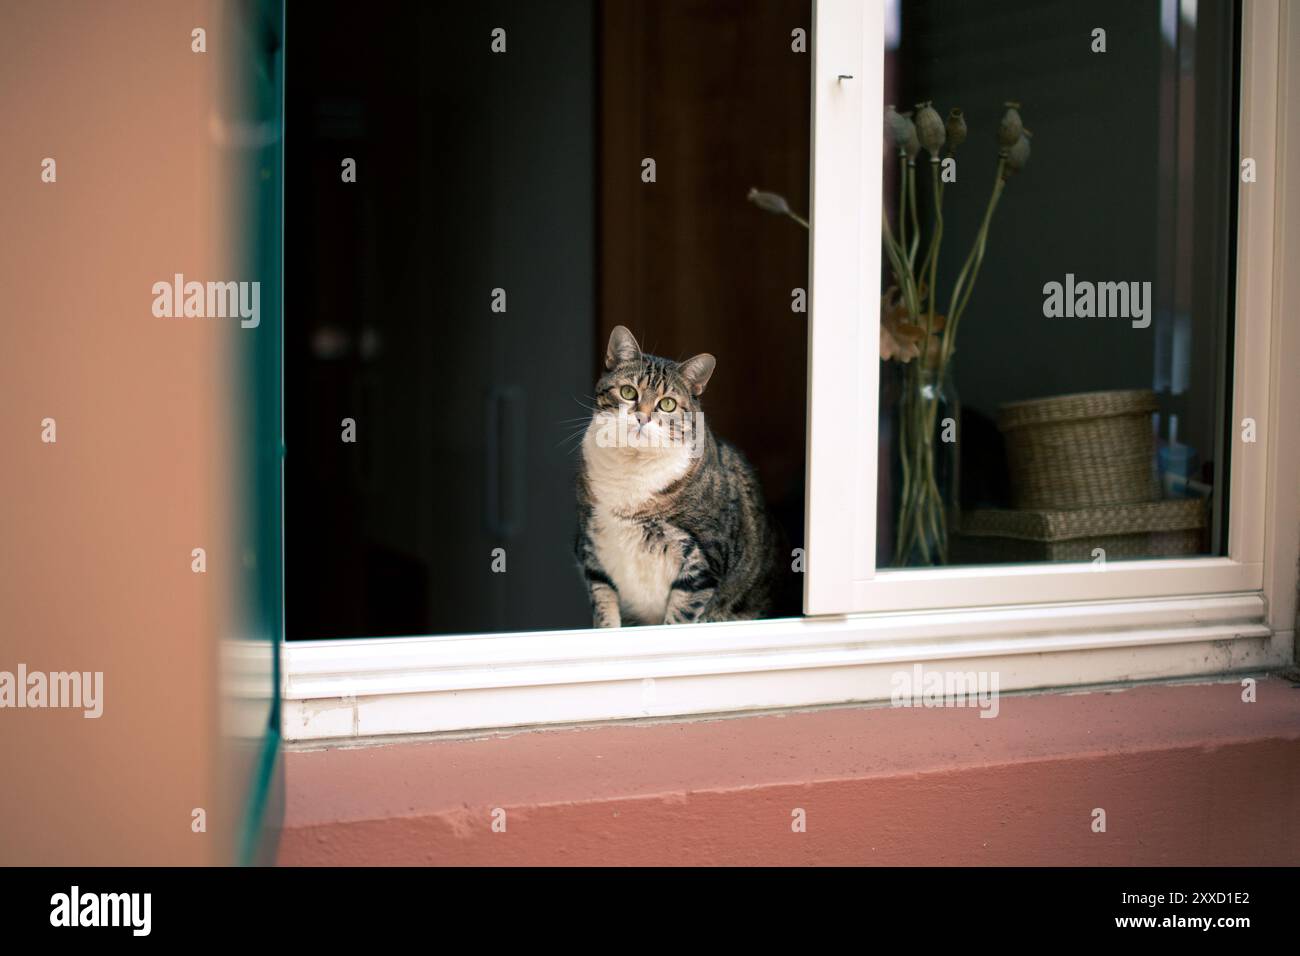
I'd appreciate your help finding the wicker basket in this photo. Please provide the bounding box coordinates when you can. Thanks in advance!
[998,389,1160,510]
[953,499,1207,563]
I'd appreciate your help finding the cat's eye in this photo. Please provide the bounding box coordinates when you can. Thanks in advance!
[618,385,637,401]
[658,397,677,413]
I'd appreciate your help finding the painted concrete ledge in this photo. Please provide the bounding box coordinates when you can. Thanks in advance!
[278,678,1300,866]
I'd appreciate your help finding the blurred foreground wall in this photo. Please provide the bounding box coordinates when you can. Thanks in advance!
[0,0,279,866]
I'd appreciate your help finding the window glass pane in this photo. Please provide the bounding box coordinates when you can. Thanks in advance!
[286,1,811,638]
[878,0,1237,568]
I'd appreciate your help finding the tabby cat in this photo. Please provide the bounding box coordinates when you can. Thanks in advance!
[575,326,789,627]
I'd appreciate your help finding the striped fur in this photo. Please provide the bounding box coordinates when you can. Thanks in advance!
[575,327,786,627]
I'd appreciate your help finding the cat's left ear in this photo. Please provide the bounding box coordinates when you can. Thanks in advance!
[678,353,716,396]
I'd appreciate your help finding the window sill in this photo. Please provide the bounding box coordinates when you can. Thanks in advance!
[281,592,1286,741]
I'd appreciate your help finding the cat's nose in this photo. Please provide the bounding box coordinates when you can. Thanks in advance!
[634,410,652,426]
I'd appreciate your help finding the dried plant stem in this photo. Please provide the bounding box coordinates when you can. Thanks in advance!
[906,162,921,267]
[944,159,1008,360]
[894,371,949,565]
[881,212,922,322]
[922,161,943,359]
[898,154,908,252]
[896,367,944,563]
[919,165,1007,555]
[885,199,928,564]
[896,386,913,554]
[894,159,947,565]
[893,158,1008,566]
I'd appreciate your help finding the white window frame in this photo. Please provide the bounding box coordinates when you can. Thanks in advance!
[808,0,1280,614]
[283,0,1299,743]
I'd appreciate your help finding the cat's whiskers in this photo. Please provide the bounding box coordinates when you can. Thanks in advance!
[556,397,603,448]
[557,418,596,450]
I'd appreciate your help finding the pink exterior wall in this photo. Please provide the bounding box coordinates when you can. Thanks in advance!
[279,679,1300,866]
[0,0,240,866]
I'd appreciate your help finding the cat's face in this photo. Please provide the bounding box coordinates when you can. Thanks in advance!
[589,326,715,456]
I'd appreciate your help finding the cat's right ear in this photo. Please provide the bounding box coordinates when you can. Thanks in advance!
[605,326,641,369]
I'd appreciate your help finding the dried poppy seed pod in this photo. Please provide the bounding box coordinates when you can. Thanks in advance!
[892,109,921,160]
[747,187,793,217]
[1005,130,1032,174]
[998,101,1024,150]
[902,124,921,160]
[885,105,908,153]
[915,102,945,158]
[945,108,967,150]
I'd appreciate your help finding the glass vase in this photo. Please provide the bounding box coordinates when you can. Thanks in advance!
[891,360,960,567]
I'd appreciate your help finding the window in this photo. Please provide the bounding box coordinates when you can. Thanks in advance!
[285,0,811,640]
[807,0,1276,614]
[283,0,1298,742]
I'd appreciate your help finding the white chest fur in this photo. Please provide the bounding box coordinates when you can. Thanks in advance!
[583,428,691,626]
[589,509,681,625]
